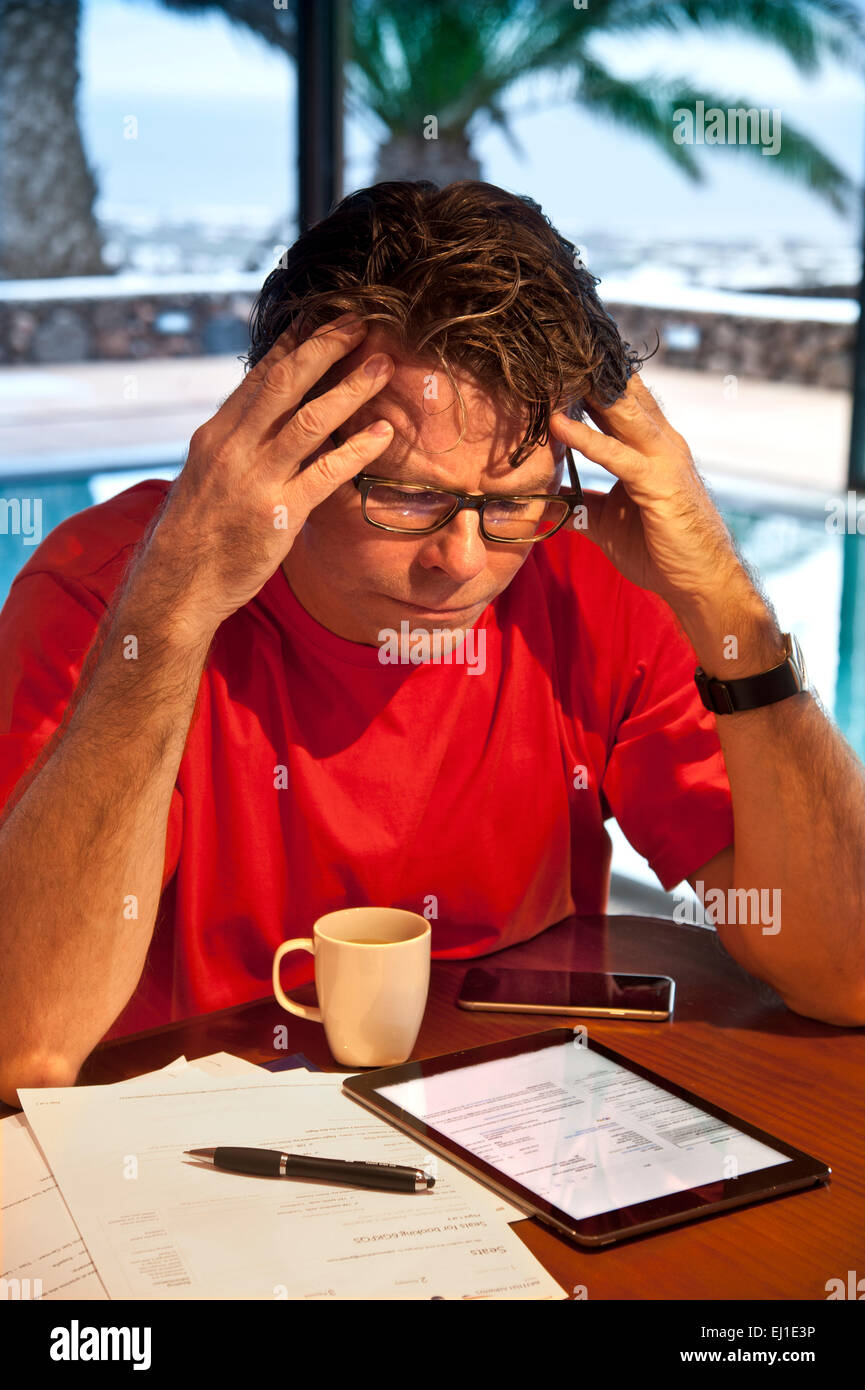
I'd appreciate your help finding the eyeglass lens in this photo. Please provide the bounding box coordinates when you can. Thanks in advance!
[364,484,570,539]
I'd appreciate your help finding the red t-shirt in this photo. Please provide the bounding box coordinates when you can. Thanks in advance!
[0,481,733,1040]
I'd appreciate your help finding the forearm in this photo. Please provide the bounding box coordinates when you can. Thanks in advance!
[547,376,865,1022]
[0,541,215,1103]
[676,580,865,1024]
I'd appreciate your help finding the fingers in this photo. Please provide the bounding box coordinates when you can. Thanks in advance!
[550,415,644,484]
[628,372,669,426]
[290,418,394,514]
[627,375,689,452]
[582,373,676,449]
[234,315,370,446]
[582,392,659,448]
[264,351,395,482]
[209,325,301,437]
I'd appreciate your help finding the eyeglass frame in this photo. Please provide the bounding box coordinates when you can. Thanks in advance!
[352,446,584,544]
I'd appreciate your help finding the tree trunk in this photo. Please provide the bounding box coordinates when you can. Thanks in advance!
[373,131,481,186]
[0,0,110,278]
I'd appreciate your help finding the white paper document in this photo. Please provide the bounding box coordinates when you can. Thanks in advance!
[1,1112,109,1302]
[18,1066,564,1300]
[266,1066,528,1223]
[1,1053,271,1301]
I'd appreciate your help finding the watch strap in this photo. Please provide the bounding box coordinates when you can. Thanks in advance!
[695,633,808,714]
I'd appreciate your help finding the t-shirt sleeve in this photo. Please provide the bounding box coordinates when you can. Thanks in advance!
[0,570,182,893]
[600,580,734,892]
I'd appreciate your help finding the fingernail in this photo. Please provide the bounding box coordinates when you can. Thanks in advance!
[364,354,391,378]
[333,312,363,330]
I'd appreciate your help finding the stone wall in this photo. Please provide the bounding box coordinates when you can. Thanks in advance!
[604,302,853,390]
[0,283,855,389]
[0,289,257,365]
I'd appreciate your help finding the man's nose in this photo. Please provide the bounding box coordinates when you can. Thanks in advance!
[416,509,490,582]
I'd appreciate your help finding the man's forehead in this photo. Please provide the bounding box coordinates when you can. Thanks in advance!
[316,324,561,478]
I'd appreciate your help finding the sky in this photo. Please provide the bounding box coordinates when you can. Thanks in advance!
[78,0,865,245]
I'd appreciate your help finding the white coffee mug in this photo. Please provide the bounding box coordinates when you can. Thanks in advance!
[272,906,431,1067]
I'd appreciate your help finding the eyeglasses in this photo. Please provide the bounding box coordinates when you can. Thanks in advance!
[352,447,583,543]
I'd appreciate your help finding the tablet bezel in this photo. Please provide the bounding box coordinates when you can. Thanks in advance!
[341,1028,831,1248]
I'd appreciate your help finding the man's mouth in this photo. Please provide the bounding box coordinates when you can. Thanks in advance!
[395,598,472,614]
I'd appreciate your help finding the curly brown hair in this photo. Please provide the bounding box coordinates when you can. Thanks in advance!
[244,179,645,469]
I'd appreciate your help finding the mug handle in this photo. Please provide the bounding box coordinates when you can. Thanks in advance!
[272,939,323,1022]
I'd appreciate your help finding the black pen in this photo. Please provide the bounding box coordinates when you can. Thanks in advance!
[185,1146,434,1193]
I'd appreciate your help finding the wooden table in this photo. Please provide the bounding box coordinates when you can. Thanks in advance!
[11,912,864,1301]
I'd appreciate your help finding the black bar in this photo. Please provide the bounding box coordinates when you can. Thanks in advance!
[9,1298,863,1365]
[296,0,345,234]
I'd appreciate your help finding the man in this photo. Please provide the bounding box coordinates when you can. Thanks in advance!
[1,180,863,1108]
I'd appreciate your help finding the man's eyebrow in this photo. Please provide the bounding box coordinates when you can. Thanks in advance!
[333,424,559,492]
[376,462,558,493]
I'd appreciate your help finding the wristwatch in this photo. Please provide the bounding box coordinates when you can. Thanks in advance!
[694,632,809,714]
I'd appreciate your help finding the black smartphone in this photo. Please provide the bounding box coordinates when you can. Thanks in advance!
[456,967,674,1021]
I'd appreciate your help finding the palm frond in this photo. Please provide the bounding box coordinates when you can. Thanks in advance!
[349,0,607,129]
[573,58,705,181]
[157,0,296,53]
[692,102,855,212]
[483,95,531,161]
[575,56,855,212]
[592,0,865,71]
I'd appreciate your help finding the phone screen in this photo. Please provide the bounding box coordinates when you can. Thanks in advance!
[459,967,672,1014]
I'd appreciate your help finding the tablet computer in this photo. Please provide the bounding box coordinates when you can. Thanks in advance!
[341,1028,830,1248]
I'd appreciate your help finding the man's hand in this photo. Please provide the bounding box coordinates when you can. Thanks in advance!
[150,312,395,639]
[550,373,750,618]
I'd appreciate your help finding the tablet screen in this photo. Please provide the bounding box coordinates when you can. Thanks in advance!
[377,1038,793,1222]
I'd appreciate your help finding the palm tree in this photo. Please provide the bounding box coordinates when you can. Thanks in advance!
[2,0,862,278]
[0,0,110,277]
[349,0,863,201]
[0,0,296,279]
